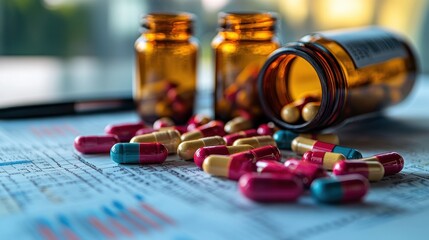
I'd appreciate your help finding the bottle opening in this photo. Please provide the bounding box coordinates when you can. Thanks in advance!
[258,46,334,132]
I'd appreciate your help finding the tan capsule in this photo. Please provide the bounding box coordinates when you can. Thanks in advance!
[281,103,301,123]
[233,136,276,148]
[177,136,226,160]
[302,102,320,122]
[224,117,252,133]
[130,130,181,154]
[291,137,318,155]
[203,155,231,178]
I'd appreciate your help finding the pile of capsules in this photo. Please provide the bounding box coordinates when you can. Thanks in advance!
[74,114,404,204]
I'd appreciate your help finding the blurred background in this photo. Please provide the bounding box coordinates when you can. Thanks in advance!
[0,0,428,105]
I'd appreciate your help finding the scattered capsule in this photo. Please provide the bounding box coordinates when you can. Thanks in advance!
[284,159,328,188]
[239,172,303,202]
[224,117,252,133]
[187,114,212,131]
[193,144,254,169]
[233,136,277,148]
[257,160,290,174]
[291,137,362,159]
[302,151,346,170]
[280,96,318,123]
[181,121,225,141]
[360,152,404,176]
[333,160,385,182]
[310,174,369,203]
[153,117,175,130]
[203,146,282,180]
[130,130,181,154]
[273,130,339,150]
[177,136,226,160]
[302,102,320,122]
[74,135,120,154]
[110,143,168,164]
[223,129,259,145]
[104,122,145,142]
[159,125,188,134]
[256,123,277,136]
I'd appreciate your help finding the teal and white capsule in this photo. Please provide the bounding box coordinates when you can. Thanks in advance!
[110,143,168,164]
[291,136,361,159]
[310,174,369,203]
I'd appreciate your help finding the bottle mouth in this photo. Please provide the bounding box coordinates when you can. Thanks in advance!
[218,12,277,32]
[141,12,195,34]
[258,43,346,132]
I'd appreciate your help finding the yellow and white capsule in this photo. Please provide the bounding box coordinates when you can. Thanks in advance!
[130,130,181,154]
[177,136,226,160]
[233,136,277,148]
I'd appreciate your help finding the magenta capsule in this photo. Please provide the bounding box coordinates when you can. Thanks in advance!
[110,143,168,164]
[284,159,328,188]
[74,135,119,154]
[104,122,145,142]
[203,146,282,180]
[239,172,303,202]
[311,174,369,203]
[153,118,175,130]
[360,152,404,176]
[223,129,259,145]
[333,160,385,181]
[257,123,277,136]
[181,121,226,141]
[256,160,290,174]
[193,145,254,169]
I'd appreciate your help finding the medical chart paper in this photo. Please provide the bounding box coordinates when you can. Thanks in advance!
[1,78,429,240]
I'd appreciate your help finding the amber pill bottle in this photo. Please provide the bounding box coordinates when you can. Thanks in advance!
[212,12,280,123]
[134,13,198,124]
[258,27,417,132]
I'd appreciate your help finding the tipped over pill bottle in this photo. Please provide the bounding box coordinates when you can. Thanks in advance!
[258,27,417,132]
[134,13,198,124]
[212,12,280,123]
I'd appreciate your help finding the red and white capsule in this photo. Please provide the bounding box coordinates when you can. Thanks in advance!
[74,135,120,154]
[105,122,145,142]
[239,172,303,202]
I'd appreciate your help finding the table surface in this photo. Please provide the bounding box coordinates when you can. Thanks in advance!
[0,75,429,240]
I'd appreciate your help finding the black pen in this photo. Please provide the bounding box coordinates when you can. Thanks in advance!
[0,97,136,119]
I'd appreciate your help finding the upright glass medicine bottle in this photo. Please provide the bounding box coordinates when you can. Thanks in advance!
[212,12,280,123]
[258,27,417,132]
[134,13,198,124]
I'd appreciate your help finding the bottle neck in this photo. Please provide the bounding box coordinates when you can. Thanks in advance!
[218,12,276,41]
[141,13,194,41]
[258,42,347,132]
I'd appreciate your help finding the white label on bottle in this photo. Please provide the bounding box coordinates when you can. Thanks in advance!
[321,27,407,68]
